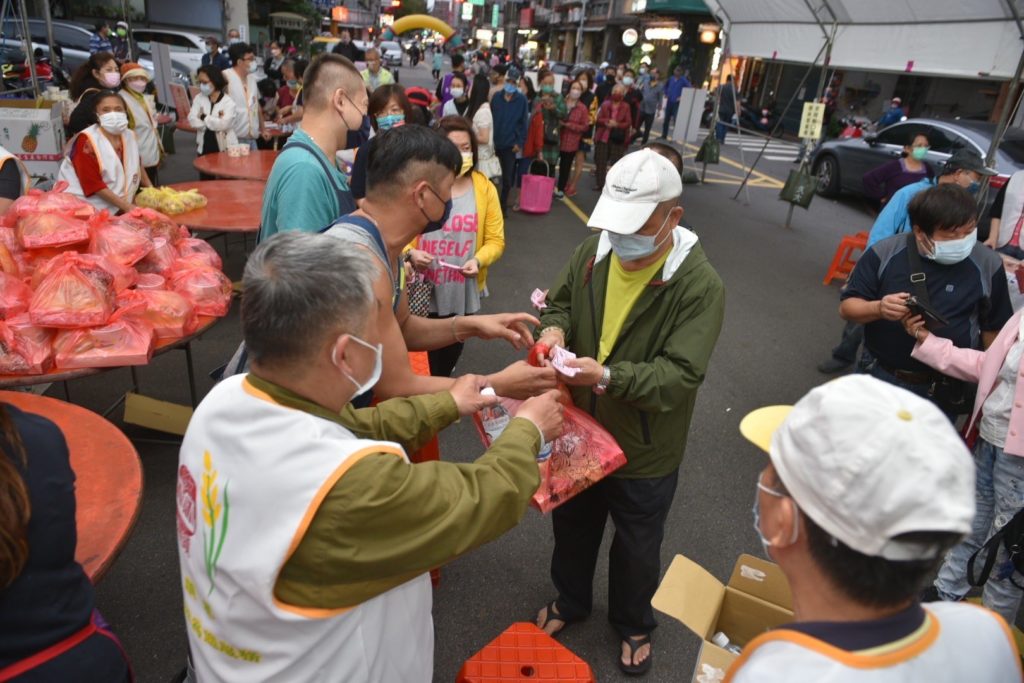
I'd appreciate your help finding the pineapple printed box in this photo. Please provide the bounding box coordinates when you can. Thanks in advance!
[0,100,65,185]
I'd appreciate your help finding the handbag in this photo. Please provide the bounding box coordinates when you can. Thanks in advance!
[543,111,559,146]
[695,135,719,164]
[779,169,816,208]
[968,503,1024,589]
[406,272,433,317]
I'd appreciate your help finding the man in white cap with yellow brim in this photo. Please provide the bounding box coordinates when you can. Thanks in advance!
[730,374,1021,682]
[531,148,725,675]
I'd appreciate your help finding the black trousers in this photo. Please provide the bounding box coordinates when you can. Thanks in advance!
[427,313,466,377]
[631,112,655,146]
[145,165,159,186]
[551,469,679,638]
[496,146,517,213]
[557,150,575,192]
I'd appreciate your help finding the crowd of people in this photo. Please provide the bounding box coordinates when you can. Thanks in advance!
[2,39,1024,683]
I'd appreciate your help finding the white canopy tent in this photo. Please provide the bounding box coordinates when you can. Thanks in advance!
[702,0,1024,80]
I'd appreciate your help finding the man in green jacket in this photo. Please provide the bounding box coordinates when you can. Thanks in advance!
[533,149,725,675]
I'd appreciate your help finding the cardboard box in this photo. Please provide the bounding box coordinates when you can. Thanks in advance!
[652,553,794,681]
[0,100,65,185]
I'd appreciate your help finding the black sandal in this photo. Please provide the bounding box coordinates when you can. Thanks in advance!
[619,634,653,676]
[536,600,571,636]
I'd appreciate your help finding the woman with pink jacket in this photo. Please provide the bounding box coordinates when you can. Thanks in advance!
[905,308,1024,624]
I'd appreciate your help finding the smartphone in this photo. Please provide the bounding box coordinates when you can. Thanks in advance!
[905,295,949,328]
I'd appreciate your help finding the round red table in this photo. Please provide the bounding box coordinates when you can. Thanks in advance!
[192,150,279,181]
[0,391,142,581]
[166,180,264,233]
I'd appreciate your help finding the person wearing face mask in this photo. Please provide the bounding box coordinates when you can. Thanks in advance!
[360,47,395,93]
[556,81,590,198]
[441,73,470,117]
[467,73,502,182]
[223,42,268,150]
[264,41,286,87]
[595,65,618,105]
[436,53,467,113]
[532,149,725,676]
[110,20,131,61]
[862,132,934,208]
[633,67,664,146]
[201,35,231,71]
[68,52,120,126]
[330,29,365,62]
[117,63,163,185]
[188,65,238,169]
[180,231,566,683]
[315,125,556,402]
[88,21,112,55]
[348,84,412,202]
[58,90,151,214]
[404,117,506,377]
[593,83,633,191]
[840,184,1012,418]
[226,28,241,45]
[532,70,567,187]
[491,68,529,214]
[732,375,1021,683]
[621,69,643,136]
[274,59,299,110]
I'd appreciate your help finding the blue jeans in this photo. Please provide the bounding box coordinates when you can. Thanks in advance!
[936,438,1024,624]
[662,100,679,139]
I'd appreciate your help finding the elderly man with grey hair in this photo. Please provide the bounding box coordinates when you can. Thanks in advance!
[360,46,394,92]
[176,232,564,682]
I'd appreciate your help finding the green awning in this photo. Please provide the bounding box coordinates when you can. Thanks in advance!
[643,0,709,12]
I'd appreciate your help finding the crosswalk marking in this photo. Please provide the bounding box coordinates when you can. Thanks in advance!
[695,130,801,161]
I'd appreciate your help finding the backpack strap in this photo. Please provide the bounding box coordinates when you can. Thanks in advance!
[321,214,401,313]
[283,139,344,194]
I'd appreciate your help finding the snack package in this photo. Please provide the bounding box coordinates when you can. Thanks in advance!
[170,266,232,317]
[118,288,198,339]
[0,272,32,319]
[136,237,178,276]
[53,309,154,368]
[16,211,91,249]
[473,397,627,513]
[29,253,116,328]
[88,211,154,266]
[124,208,189,244]
[8,181,95,220]
[0,314,54,375]
[135,187,207,215]
[176,238,222,270]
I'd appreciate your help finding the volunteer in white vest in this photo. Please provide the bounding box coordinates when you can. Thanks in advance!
[177,231,563,682]
[0,144,30,214]
[118,62,163,186]
[985,168,1024,259]
[223,42,268,150]
[57,90,150,214]
[730,375,1021,683]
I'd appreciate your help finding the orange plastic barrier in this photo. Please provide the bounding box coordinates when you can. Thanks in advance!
[456,622,595,683]
[823,231,869,285]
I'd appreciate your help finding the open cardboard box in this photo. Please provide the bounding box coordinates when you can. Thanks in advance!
[652,553,794,681]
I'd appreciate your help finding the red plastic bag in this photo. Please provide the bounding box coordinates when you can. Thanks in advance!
[171,266,232,317]
[9,181,95,220]
[16,211,91,249]
[53,309,154,369]
[0,272,32,319]
[176,238,222,270]
[473,397,627,513]
[88,211,154,266]
[136,237,178,276]
[32,252,135,293]
[117,288,197,339]
[0,228,26,277]
[0,314,53,375]
[29,253,116,328]
[124,207,189,244]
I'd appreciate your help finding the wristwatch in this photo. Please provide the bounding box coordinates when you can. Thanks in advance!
[593,366,611,395]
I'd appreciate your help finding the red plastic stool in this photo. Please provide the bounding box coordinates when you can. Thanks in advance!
[456,622,595,682]
[823,231,869,285]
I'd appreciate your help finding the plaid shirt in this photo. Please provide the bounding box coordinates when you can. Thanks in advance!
[559,102,590,153]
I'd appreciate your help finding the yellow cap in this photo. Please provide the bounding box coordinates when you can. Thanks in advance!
[739,405,793,453]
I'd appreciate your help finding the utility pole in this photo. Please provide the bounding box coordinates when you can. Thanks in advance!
[574,0,588,64]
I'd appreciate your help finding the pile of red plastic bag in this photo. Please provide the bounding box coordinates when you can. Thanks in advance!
[0,183,233,375]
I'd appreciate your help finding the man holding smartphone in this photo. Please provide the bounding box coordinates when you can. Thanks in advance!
[839,184,1012,418]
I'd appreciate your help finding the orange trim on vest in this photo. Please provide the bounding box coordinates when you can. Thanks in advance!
[271,444,405,619]
[724,613,941,681]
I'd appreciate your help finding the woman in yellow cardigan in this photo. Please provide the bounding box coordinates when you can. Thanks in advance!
[406,116,506,376]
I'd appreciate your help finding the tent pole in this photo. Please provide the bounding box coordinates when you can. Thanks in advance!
[731,38,829,200]
[985,46,1024,171]
[702,25,729,184]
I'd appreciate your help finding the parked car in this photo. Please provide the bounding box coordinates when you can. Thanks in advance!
[810,118,1024,205]
[380,40,402,68]
[131,27,206,74]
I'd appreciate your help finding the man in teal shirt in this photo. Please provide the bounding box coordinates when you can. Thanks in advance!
[260,54,366,240]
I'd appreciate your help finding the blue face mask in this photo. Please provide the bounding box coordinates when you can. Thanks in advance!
[503,82,518,95]
[376,113,405,131]
[606,212,672,262]
[967,180,981,195]
[420,185,453,234]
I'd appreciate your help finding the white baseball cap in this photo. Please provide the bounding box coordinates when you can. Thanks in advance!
[739,375,975,561]
[587,149,682,235]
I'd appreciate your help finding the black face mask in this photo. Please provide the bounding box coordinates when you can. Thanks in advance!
[420,185,453,234]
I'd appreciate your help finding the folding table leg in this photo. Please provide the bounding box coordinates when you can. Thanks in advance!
[184,343,198,408]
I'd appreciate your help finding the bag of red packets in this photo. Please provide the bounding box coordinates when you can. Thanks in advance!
[28,253,117,328]
[170,265,232,317]
[53,306,155,369]
[123,207,189,244]
[0,272,32,319]
[88,211,154,266]
[472,393,627,513]
[176,238,222,270]
[0,314,53,375]
[136,237,178,276]
[117,288,198,339]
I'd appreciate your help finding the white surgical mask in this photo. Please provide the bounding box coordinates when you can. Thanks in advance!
[199,82,214,96]
[622,76,634,87]
[606,212,672,262]
[249,61,258,73]
[334,334,383,398]
[98,111,129,134]
[926,230,977,265]
[450,87,464,99]
[752,473,799,557]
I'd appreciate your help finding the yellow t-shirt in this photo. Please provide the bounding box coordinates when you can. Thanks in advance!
[599,250,670,363]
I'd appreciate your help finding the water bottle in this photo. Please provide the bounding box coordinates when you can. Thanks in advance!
[480,388,510,445]
[711,631,742,655]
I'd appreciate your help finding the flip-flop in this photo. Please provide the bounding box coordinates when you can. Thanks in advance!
[536,600,571,636]
[619,634,652,676]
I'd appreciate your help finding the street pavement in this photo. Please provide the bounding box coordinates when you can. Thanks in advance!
[82,59,890,681]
